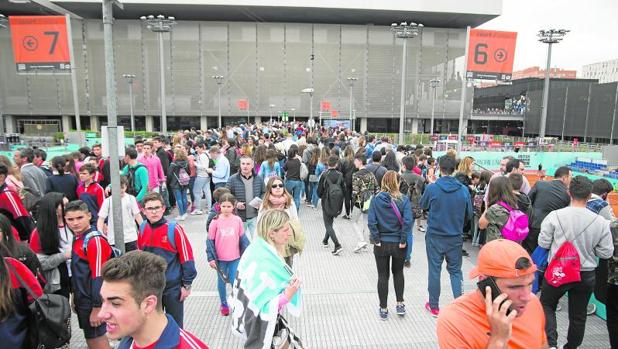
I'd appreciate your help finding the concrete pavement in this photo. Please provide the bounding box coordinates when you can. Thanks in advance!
[71,204,611,348]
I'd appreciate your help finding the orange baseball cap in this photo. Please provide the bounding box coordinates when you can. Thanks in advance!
[469,239,537,279]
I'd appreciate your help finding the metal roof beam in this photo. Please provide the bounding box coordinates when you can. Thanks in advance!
[30,0,83,19]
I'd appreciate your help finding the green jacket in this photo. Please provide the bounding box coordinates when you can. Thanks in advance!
[121,163,149,203]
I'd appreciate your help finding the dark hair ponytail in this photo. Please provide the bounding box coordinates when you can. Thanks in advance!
[52,156,66,175]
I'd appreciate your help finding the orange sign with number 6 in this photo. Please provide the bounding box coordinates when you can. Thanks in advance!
[466,29,517,81]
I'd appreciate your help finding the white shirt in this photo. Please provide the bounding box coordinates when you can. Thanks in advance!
[98,193,140,245]
[59,225,73,276]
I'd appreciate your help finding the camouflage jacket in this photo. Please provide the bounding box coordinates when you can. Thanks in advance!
[484,204,510,243]
[609,220,618,285]
[352,168,378,206]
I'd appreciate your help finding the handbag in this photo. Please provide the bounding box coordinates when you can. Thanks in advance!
[272,315,304,349]
[308,174,319,183]
[8,262,71,349]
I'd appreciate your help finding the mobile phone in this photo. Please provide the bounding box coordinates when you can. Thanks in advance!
[477,277,513,316]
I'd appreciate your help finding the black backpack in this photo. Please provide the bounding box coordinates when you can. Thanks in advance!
[8,261,71,349]
[126,164,145,197]
[402,175,423,219]
[322,170,344,217]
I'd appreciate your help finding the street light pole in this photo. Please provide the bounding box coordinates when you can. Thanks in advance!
[269,104,275,124]
[538,29,568,138]
[103,0,125,253]
[291,108,296,122]
[141,14,176,134]
[123,74,136,132]
[212,75,224,128]
[429,79,440,136]
[0,14,7,136]
[391,21,423,146]
[347,77,357,131]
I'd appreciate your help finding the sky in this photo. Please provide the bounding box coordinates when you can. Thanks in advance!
[478,0,618,74]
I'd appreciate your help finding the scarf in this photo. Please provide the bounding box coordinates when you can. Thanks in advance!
[268,194,287,209]
[230,237,301,349]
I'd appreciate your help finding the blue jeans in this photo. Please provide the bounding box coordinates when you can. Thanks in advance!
[214,182,227,190]
[304,178,311,202]
[192,176,212,212]
[285,179,303,212]
[173,188,188,215]
[311,182,319,207]
[405,222,414,262]
[217,259,240,305]
[425,234,463,309]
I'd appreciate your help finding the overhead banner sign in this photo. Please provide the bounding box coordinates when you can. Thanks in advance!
[9,16,71,73]
[237,99,249,110]
[466,29,517,81]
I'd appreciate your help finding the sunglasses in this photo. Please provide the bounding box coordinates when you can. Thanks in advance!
[271,183,284,188]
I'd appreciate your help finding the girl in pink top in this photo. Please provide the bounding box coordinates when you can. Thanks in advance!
[206,193,250,316]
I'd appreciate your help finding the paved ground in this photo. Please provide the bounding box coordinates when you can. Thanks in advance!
[72,204,611,348]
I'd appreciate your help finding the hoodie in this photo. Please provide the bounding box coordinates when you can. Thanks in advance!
[367,192,413,244]
[420,176,472,238]
[168,160,189,189]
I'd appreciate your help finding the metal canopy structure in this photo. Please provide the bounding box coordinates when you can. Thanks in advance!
[0,1,499,28]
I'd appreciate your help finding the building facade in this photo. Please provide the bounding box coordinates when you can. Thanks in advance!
[582,59,618,84]
[472,78,618,143]
[0,0,502,134]
[512,66,577,80]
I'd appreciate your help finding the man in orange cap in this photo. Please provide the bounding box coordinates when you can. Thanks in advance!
[436,239,549,349]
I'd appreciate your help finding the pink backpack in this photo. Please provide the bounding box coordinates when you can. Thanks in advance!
[497,201,529,242]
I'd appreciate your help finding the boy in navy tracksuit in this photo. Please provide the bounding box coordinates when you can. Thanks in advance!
[138,192,197,328]
[65,200,114,349]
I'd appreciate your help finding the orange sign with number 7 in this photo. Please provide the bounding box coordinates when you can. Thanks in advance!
[9,16,71,73]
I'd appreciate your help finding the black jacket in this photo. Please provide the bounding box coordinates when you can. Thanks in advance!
[528,179,570,229]
[225,172,266,221]
[338,159,356,186]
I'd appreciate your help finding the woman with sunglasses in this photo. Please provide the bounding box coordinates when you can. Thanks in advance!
[258,177,298,223]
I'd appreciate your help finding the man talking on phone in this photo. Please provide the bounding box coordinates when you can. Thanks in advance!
[437,239,548,349]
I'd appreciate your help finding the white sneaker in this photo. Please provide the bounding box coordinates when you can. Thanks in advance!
[176,215,185,221]
[181,213,188,220]
[353,241,368,253]
[191,210,203,215]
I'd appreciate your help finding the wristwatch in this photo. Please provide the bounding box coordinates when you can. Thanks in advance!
[183,284,192,291]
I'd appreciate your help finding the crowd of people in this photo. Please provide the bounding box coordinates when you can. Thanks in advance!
[0,120,616,349]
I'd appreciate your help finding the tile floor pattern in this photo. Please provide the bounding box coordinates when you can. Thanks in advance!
[71,204,611,348]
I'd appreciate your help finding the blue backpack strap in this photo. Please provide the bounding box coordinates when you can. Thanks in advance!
[82,231,104,257]
[167,220,177,250]
[138,220,148,237]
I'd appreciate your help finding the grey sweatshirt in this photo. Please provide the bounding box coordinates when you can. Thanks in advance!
[539,206,614,271]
